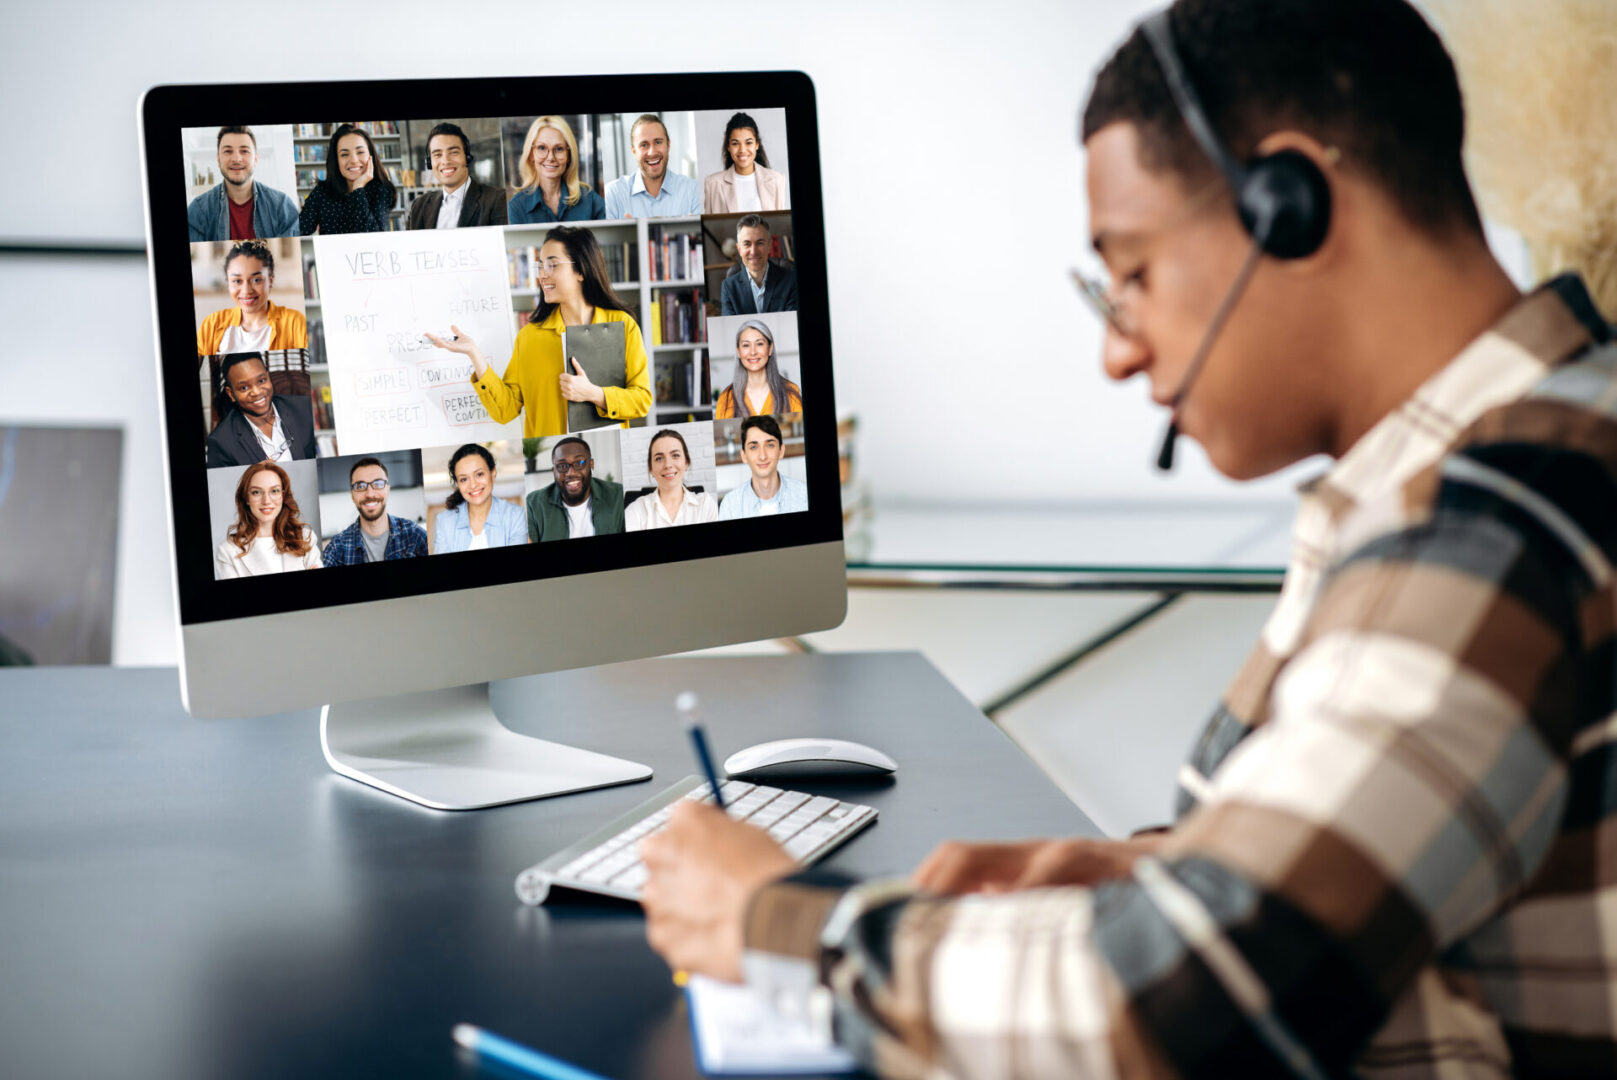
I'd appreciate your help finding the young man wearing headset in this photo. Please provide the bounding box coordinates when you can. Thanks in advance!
[641,0,1617,1074]
[404,121,507,230]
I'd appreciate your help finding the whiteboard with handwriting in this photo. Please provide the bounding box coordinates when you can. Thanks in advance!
[314,228,521,455]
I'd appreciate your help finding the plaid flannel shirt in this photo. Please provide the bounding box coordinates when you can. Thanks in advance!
[744,276,1617,1077]
[320,514,428,566]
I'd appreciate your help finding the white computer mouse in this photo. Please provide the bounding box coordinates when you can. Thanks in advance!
[724,737,898,780]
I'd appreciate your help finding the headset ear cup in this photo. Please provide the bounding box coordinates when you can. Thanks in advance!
[1237,149,1331,260]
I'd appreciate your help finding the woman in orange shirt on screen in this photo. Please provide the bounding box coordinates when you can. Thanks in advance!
[713,319,801,418]
[195,240,308,356]
[424,226,650,438]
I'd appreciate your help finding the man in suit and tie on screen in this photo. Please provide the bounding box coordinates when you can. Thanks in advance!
[404,122,507,230]
[720,215,798,316]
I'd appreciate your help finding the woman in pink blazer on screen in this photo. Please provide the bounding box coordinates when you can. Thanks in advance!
[702,112,789,213]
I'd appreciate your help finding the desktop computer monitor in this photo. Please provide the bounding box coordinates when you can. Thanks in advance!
[138,73,845,810]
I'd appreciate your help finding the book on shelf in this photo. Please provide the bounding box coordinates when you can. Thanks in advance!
[303,260,320,301]
[508,243,636,289]
[648,288,705,345]
[292,121,400,139]
[309,382,336,431]
[647,224,703,282]
[653,356,699,406]
[769,234,795,262]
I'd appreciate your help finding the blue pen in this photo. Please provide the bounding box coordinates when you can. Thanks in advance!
[453,1023,612,1080]
[675,691,727,809]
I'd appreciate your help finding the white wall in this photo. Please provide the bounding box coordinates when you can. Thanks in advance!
[0,0,1534,666]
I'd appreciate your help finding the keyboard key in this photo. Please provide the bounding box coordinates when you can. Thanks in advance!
[527,779,877,904]
[611,864,649,890]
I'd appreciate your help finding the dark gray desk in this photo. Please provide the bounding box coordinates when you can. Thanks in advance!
[0,654,1099,1080]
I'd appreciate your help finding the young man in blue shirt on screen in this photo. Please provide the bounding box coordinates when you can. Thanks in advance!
[639,0,1617,1075]
[604,115,702,219]
[186,126,299,242]
[716,415,807,519]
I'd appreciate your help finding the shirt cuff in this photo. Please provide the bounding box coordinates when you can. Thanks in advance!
[743,868,857,962]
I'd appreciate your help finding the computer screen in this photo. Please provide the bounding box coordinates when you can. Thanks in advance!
[140,74,845,805]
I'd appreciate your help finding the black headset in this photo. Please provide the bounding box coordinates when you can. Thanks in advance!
[1141,10,1330,260]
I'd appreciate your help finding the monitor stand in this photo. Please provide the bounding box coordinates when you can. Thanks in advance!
[321,682,653,810]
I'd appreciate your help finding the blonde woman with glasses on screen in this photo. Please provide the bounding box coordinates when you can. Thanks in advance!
[212,461,322,578]
[507,116,606,224]
[713,319,802,418]
[625,428,718,531]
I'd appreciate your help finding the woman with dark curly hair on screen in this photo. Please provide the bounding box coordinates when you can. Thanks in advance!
[702,111,788,213]
[432,443,528,553]
[213,461,323,578]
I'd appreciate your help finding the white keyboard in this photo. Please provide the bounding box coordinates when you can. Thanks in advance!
[515,776,877,905]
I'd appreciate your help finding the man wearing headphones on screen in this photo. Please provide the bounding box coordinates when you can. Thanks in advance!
[640,0,1617,1075]
[404,122,507,230]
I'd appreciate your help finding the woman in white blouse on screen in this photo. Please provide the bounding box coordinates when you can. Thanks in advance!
[213,461,323,578]
[701,112,789,214]
[625,429,718,531]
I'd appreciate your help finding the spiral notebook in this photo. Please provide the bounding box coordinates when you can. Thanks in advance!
[685,974,858,1076]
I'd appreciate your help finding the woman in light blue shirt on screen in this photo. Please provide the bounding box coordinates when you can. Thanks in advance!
[433,444,529,553]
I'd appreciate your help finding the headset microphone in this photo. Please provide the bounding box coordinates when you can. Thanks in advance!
[1153,236,1267,470]
[1139,9,1332,471]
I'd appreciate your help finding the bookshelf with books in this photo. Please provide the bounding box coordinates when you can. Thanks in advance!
[300,239,336,452]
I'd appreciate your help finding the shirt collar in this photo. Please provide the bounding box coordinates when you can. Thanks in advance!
[1308,274,1601,515]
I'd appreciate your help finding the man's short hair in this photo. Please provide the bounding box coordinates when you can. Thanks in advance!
[216,125,255,148]
[1081,0,1483,239]
[736,214,770,235]
[426,122,472,162]
[349,456,388,482]
[739,415,782,445]
[551,436,591,459]
[221,352,269,384]
[630,114,668,144]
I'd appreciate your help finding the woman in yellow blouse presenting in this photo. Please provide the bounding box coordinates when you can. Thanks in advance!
[425,226,650,437]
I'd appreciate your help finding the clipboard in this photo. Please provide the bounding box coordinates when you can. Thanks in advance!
[563,322,627,433]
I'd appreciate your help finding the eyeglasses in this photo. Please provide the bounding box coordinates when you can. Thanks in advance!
[1070,178,1228,340]
[532,146,568,161]
[350,479,390,492]
[552,458,593,474]
[537,258,574,275]
[1071,269,1138,339]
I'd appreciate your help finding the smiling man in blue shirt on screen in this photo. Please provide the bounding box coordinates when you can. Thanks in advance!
[604,114,702,219]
